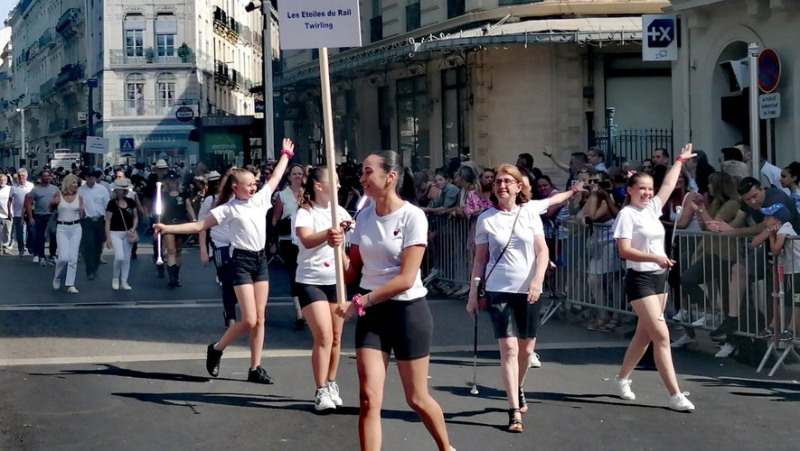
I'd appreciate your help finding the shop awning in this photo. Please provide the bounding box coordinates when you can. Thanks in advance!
[277,17,642,88]
[104,124,196,134]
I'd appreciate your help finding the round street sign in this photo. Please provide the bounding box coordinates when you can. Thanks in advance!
[175,106,195,123]
[758,48,780,93]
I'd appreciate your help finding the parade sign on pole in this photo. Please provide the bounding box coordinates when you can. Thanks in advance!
[279,0,363,304]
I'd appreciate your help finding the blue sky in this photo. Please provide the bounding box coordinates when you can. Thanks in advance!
[0,0,15,24]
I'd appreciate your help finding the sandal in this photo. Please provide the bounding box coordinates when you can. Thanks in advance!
[600,319,620,332]
[518,386,528,414]
[507,408,523,433]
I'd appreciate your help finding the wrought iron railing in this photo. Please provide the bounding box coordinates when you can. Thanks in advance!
[110,100,199,118]
[593,127,674,166]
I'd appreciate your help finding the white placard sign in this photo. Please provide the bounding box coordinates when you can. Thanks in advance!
[759,92,781,119]
[86,136,109,154]
[279,0,362,50]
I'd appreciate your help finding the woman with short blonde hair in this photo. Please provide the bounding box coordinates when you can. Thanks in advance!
[52,174,84,293]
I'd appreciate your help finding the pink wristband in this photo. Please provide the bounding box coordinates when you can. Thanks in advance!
[675,156,686,164]
[281,148,294,158]
[351,294,366,317]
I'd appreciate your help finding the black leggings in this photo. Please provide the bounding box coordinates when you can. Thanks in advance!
[280,240,300,298]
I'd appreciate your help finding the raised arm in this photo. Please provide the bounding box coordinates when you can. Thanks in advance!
[656,143,696,205]
[543,149,571,174]
[266,138,294,194]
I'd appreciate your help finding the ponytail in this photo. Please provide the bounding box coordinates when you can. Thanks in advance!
[213,168,249,208]
[298,166,327,208]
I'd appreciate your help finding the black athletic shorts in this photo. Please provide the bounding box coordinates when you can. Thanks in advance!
[625,268,668,302]
[486,292,542,339]
[231,248,270,286]
[298,283,339,309]
[355,297,433,361]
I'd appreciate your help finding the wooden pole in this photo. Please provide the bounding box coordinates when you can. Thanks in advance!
[318,47,347,304]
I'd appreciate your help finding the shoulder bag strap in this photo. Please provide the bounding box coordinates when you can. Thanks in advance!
[484,206,523,284]
[117,201,129,231]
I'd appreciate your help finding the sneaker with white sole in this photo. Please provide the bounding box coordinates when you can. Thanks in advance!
[690,313,710,327]
[66,286,79,294]
[327,380,343,406]
[52,278,60,290]
[668,392,695,412]
[112,279,120,290]
[32,256,39,263]
[314,386,336,411]
[671,334,696,348]
[528,352,542,368]
[672,309,691,322]
[120,282,132,291]
[613,376,636,400]
[715,342,735,358]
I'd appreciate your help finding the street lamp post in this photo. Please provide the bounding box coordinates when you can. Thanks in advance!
[16,107,26,169]
[87,78,98,167]
[246,1,275,161]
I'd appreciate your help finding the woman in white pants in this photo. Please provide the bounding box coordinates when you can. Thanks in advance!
[105,178,138,290]
[52,174,84,293]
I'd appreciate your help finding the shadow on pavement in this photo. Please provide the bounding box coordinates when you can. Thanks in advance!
[686,376,800,402]
[28,363,211,383]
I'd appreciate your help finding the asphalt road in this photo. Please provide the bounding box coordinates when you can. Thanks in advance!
[1,242,799,450]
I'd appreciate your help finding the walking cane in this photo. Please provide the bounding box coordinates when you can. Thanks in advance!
[155,182,163,265]
[471,277,481,395]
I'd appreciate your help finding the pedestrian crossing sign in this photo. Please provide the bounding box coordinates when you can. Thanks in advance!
[120,138,135,156]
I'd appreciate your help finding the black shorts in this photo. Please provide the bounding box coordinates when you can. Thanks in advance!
[625,268,668,302]
[231,248,270,286]
[298,283,338,309]
[355,297,433,361]
[486,292,542,339]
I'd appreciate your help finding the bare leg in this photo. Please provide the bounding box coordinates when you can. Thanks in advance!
[248,280,269,368]
[216,284,258,350]
[518,338,535,386]
[498,337,520,409]
[303,301,334,387]
[397,356,451,451]
[357,348,389,451]
[327,302,345,381]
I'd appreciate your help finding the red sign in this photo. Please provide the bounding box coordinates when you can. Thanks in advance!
[175,106,195,123]
[758,48,780,93]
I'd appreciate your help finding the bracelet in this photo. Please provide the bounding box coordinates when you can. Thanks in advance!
[570,187,580,195]
[366,293,375,307]
[280,148,294,158]
[675,156,686,164]
[351,294,366,317]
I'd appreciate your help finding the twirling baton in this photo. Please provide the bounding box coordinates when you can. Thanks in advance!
[155,182,164,265]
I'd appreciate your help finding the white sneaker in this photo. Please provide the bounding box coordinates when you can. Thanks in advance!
[613,376,636,400]
[528,352,542,368]
[112,279,120,290]
[100,255,107,264]
[715,343,735,358]
[691,313,710,327]
[668,392,695,412]
[671,334,697,348]
[67,286,79,294]
[314,386,336,411]
[32,256,39,263]
[52,278,60,290]
[120,282,132,291]
[327,380,343,406]
[422,268,440,285]
[672,309,690,322]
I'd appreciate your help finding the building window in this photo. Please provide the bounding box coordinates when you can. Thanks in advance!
[447,0,465,19]
[406,0,420,32]
[125,29,144,57]
[370,17,383,42]
[396,75,430,172]
[157,73,176,110]
[156,34,175,56]
[442,67,470,163]
[126,73,146,116]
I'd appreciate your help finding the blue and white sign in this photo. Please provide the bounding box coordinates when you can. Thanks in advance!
[642,14,678,61]
[120,138,135,155]
[279,0,362,50]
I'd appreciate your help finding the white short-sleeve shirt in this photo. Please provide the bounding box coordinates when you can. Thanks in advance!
[778,223,800,274]
[612,196,666,272]
[351,202,427,301]
[199,195,231,247]
[210,184,273,252]
[8,181,34,218]
[294,203,353,285]
[475,205,545,293]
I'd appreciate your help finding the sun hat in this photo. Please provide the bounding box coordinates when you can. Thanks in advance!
[206,171,221,181]
[112,178,132,190]
[155,159,169,169]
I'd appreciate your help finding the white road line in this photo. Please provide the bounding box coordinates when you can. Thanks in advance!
[0,297,296,311]
[0,342,626,367]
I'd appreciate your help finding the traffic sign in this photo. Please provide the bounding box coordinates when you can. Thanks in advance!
[642,15,678,61]
[175,106,194,122]
[758,48,780,93]
[278,0,362,50]
[759,92,781,119]
[86,136,109,155]
[120,137,135,155]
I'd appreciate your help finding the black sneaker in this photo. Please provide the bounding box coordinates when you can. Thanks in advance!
[755,327,774,339]
[709,317,737,341]
[206,343,223,377]
[247,366,275,384]
[779,330,795,342]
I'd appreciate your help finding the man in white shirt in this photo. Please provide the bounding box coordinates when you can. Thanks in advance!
[7,169,34,256]
[737,142,788,194]
[588,147,607,172]
[0,174,11,253]
[78,170,110,279]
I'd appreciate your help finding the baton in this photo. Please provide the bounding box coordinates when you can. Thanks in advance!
[155,182,163,265]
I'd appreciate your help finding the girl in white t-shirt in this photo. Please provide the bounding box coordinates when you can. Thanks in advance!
[155,139,293,385]
[294,166,353,411]
[610,143,696,412]
[467,164,551,433]
[326,151,454,451]
[272,163,306,328]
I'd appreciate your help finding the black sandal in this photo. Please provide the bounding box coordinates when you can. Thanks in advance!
[518,386,528,414]
[507,408,523,433]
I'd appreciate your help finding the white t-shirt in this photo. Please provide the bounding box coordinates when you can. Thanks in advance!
[294,202,353,285]
[278,187,299,240]
[78,183,111,218]
[199,195,231,247]
[352,202,427,301]
[777,223,800,274]
[8,181,34,218]
[0,185,10,219]
[210,184,273,252]
[475,205,545,293]
[761,162,787,193]
[612,196,666,272]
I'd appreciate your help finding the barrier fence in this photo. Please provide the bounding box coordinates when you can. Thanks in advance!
[426,215,800,376]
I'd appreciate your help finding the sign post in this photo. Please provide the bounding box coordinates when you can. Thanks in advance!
[748,43,760,179]
[279,0,362,304]
[758,48,781,163]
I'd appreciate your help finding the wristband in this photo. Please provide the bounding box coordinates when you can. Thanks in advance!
[280,148,294,158]
[367,293,375,307]
[351,294,366,317]
[570,187,580,195]
[675,155,686,164]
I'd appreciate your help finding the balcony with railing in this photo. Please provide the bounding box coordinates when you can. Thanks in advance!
[214,61,230,83]
[39,28,57,49]
[56,8,83,38]
[108,49,196,66]
[55,64,84,87]
[110,100,199,118]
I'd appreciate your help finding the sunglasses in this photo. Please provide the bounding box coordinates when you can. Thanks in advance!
[494,178,518,186]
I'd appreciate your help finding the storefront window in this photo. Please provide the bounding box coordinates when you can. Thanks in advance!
[442,67,470,164]
[396,75,429,172]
